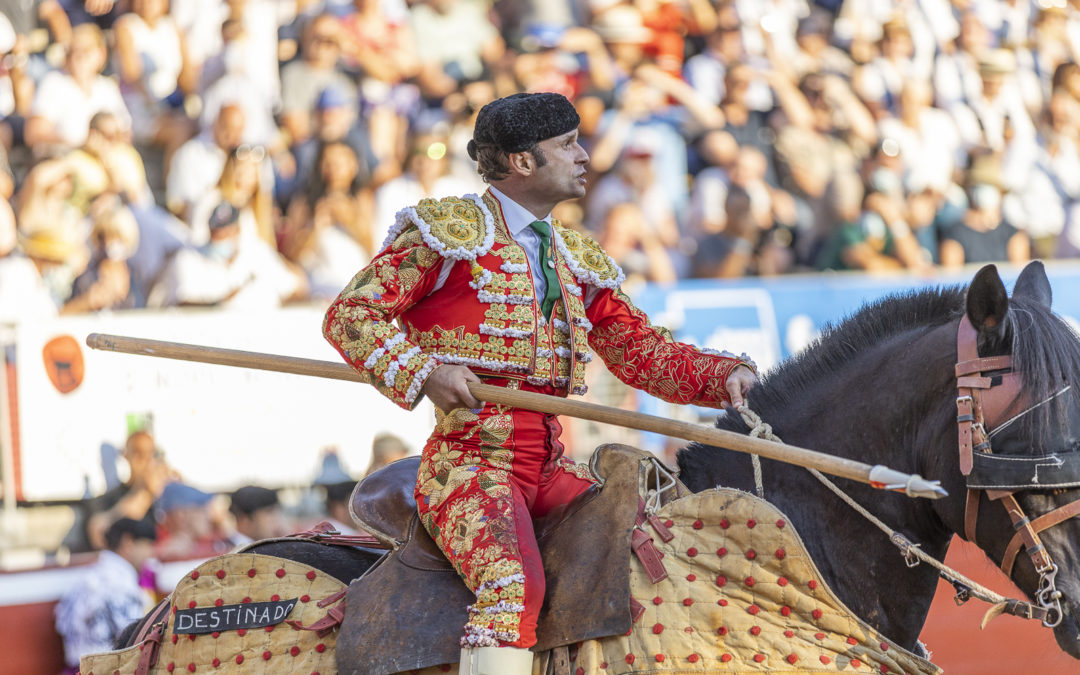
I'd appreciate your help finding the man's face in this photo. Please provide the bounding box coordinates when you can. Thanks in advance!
[528,129,589,203]
[213,107,245,151]
[242,506,288,540]
[121,536,156,572]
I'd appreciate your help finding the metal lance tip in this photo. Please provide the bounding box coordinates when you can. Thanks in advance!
[868,466,949,499]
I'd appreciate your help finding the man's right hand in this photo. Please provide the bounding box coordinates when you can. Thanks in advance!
[421,364,482,412]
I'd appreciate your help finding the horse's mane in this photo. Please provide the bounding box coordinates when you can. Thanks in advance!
[748,286,965,414]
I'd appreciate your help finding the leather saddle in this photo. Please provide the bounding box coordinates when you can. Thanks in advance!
[335,444,675,675]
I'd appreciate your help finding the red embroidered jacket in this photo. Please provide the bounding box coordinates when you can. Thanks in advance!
[323,191,755,409]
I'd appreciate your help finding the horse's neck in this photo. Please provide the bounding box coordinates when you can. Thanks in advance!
[697,333,957,651]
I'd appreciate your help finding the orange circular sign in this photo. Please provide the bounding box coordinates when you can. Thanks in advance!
[42,335,85,394]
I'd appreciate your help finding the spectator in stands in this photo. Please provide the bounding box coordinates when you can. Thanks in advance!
[112,0,194,161]
[361,432,411,478]
[951,48,1036,153]
[61,198,137,313]
[15,157,88,270]
[166,102,245,222]
[154,481,231,561]
[279,13,357,147]
[0,14,34,158]
[282,140,373,298]
[148,200,306,308]
[188,144,274,248]
[80,430,175,552]
[228,485,288,545]
[25,23,129,155]
[55,517,157,671]
[322,480,358,535]
[0,193,55,322]
[940,173,1031,268]
[408,0,504,100]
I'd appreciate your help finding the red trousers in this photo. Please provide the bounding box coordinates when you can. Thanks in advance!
[415,383,595,648]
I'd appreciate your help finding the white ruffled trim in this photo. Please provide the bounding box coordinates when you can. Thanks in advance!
[572,316,593,331]
[364,331,407,370]
[383,193,495,260]
[554,346,572,359]
[483,601,526,614]
[553,318,571,335]
[478,572,526,591]
[500,261,529,273]
[479,324,533,339]
[406,357,440,404]
[575,351,593,363]
[572,385,588,395]
[536,347,554,358]
[434,354,531,373]
[384,345,422,388]
[551,228,625,290]
[565,284,582,297]
[477,290,533,305]
[537,314,548,328]
[468,268,493,290]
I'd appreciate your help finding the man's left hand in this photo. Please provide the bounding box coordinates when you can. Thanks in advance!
[725,365,758,408]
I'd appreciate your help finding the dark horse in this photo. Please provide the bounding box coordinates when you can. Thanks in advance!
[117,262,1080,662]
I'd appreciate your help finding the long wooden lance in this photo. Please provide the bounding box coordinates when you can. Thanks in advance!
[85,333,947,499]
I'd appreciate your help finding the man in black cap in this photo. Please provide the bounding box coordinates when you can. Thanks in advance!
[325,92,757,673]
[228,485,288,544]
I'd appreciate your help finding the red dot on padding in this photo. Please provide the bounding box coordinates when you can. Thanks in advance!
[787,654,798,664]
[851,659,862,668]
[265,625,274,633]
[717,547,728,557]
[576,669,584,675]
[815,632,825,640]
[171,634,178,644]
[753,654,765,663]
[686,574,696,581]
[216,570,226,579]
[316,644,326,653]
[683,598,693,606]
[307,570,317,580]
[781,606,792,617]
[748,604,760,615]
[211,632,219,639]
[211,658,220,668]
[235,656,243,665]
[291,646,300,657]
[776,519,786,528]
[719,519,730,529]
[652,623,664,634]
[237,629,246,637]
[692,520,703,529]
[778,577,789,586]
[214,599,223,607]
[718,599,728,607]
[881,666,890,674]
[820,656,831,665]
[721,654,732,663]
[746,549,757,560]
[188,601,196,609]
[812,609,823,620]
[747,519,757,528]
[188,634,195,641]
[167,664,175,672]
[808,580,819,590]
[187,664,196,672]
[717,626,728,636]
[242,597,251,604]
[688,653,699,663]
[784,630,794,638]
[847,637,858,645]
[750,626,761,636]
[745,576,755,587]
[653,596,663,605]
[262,651,271,661]
[664,519,674,528]
[190,571,199,580]
[276,569,286,578]
[776,549,786,560]
[247,568,256,578]
[687,547,698,557]
[625,654,635,664]
[271,594,280,602]
[881,642,889,651]
[300,595,310,603]
[654,654,665,663]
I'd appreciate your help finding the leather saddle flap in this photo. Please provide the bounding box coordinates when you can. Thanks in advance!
[349,456,422,548]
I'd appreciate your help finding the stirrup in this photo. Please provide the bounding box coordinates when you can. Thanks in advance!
[459,646,534,675]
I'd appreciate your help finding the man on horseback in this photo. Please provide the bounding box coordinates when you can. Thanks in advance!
[323,92,758,674]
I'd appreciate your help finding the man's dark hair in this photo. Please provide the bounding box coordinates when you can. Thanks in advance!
[229,485,280,518]
[474,143,547,182]
[104,517,157,551]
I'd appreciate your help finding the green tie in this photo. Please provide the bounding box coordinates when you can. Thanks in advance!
[529,220,562,318]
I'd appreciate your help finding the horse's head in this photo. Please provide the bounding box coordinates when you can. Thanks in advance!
[937,261,1080,658]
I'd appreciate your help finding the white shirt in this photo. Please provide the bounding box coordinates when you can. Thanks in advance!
[31,71,130,148]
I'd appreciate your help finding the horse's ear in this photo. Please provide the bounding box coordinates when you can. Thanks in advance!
[1012,260,1052,308]
[966,264,1010,344]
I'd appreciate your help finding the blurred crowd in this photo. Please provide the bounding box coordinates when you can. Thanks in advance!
[55,428,412,668]
[2,0,1080,323]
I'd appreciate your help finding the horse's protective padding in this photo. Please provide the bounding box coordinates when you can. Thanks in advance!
[566,487,942,674]
[336,443,649,675]
[79,553,347,675]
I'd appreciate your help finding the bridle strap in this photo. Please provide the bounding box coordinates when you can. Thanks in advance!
[999,494,1080,577]
[964,489,981,542]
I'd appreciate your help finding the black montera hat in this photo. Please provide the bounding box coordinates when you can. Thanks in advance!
[468,93,580,160]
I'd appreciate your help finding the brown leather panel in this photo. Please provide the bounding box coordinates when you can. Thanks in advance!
[955,355,1013,376]
[1000,497,1080,577]
[348,456,421,548]
[964,489,981,542]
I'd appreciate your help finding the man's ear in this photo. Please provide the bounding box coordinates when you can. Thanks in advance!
[507,151,533,177]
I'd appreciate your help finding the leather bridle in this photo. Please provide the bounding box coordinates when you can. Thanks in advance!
[956,315,1080,628]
